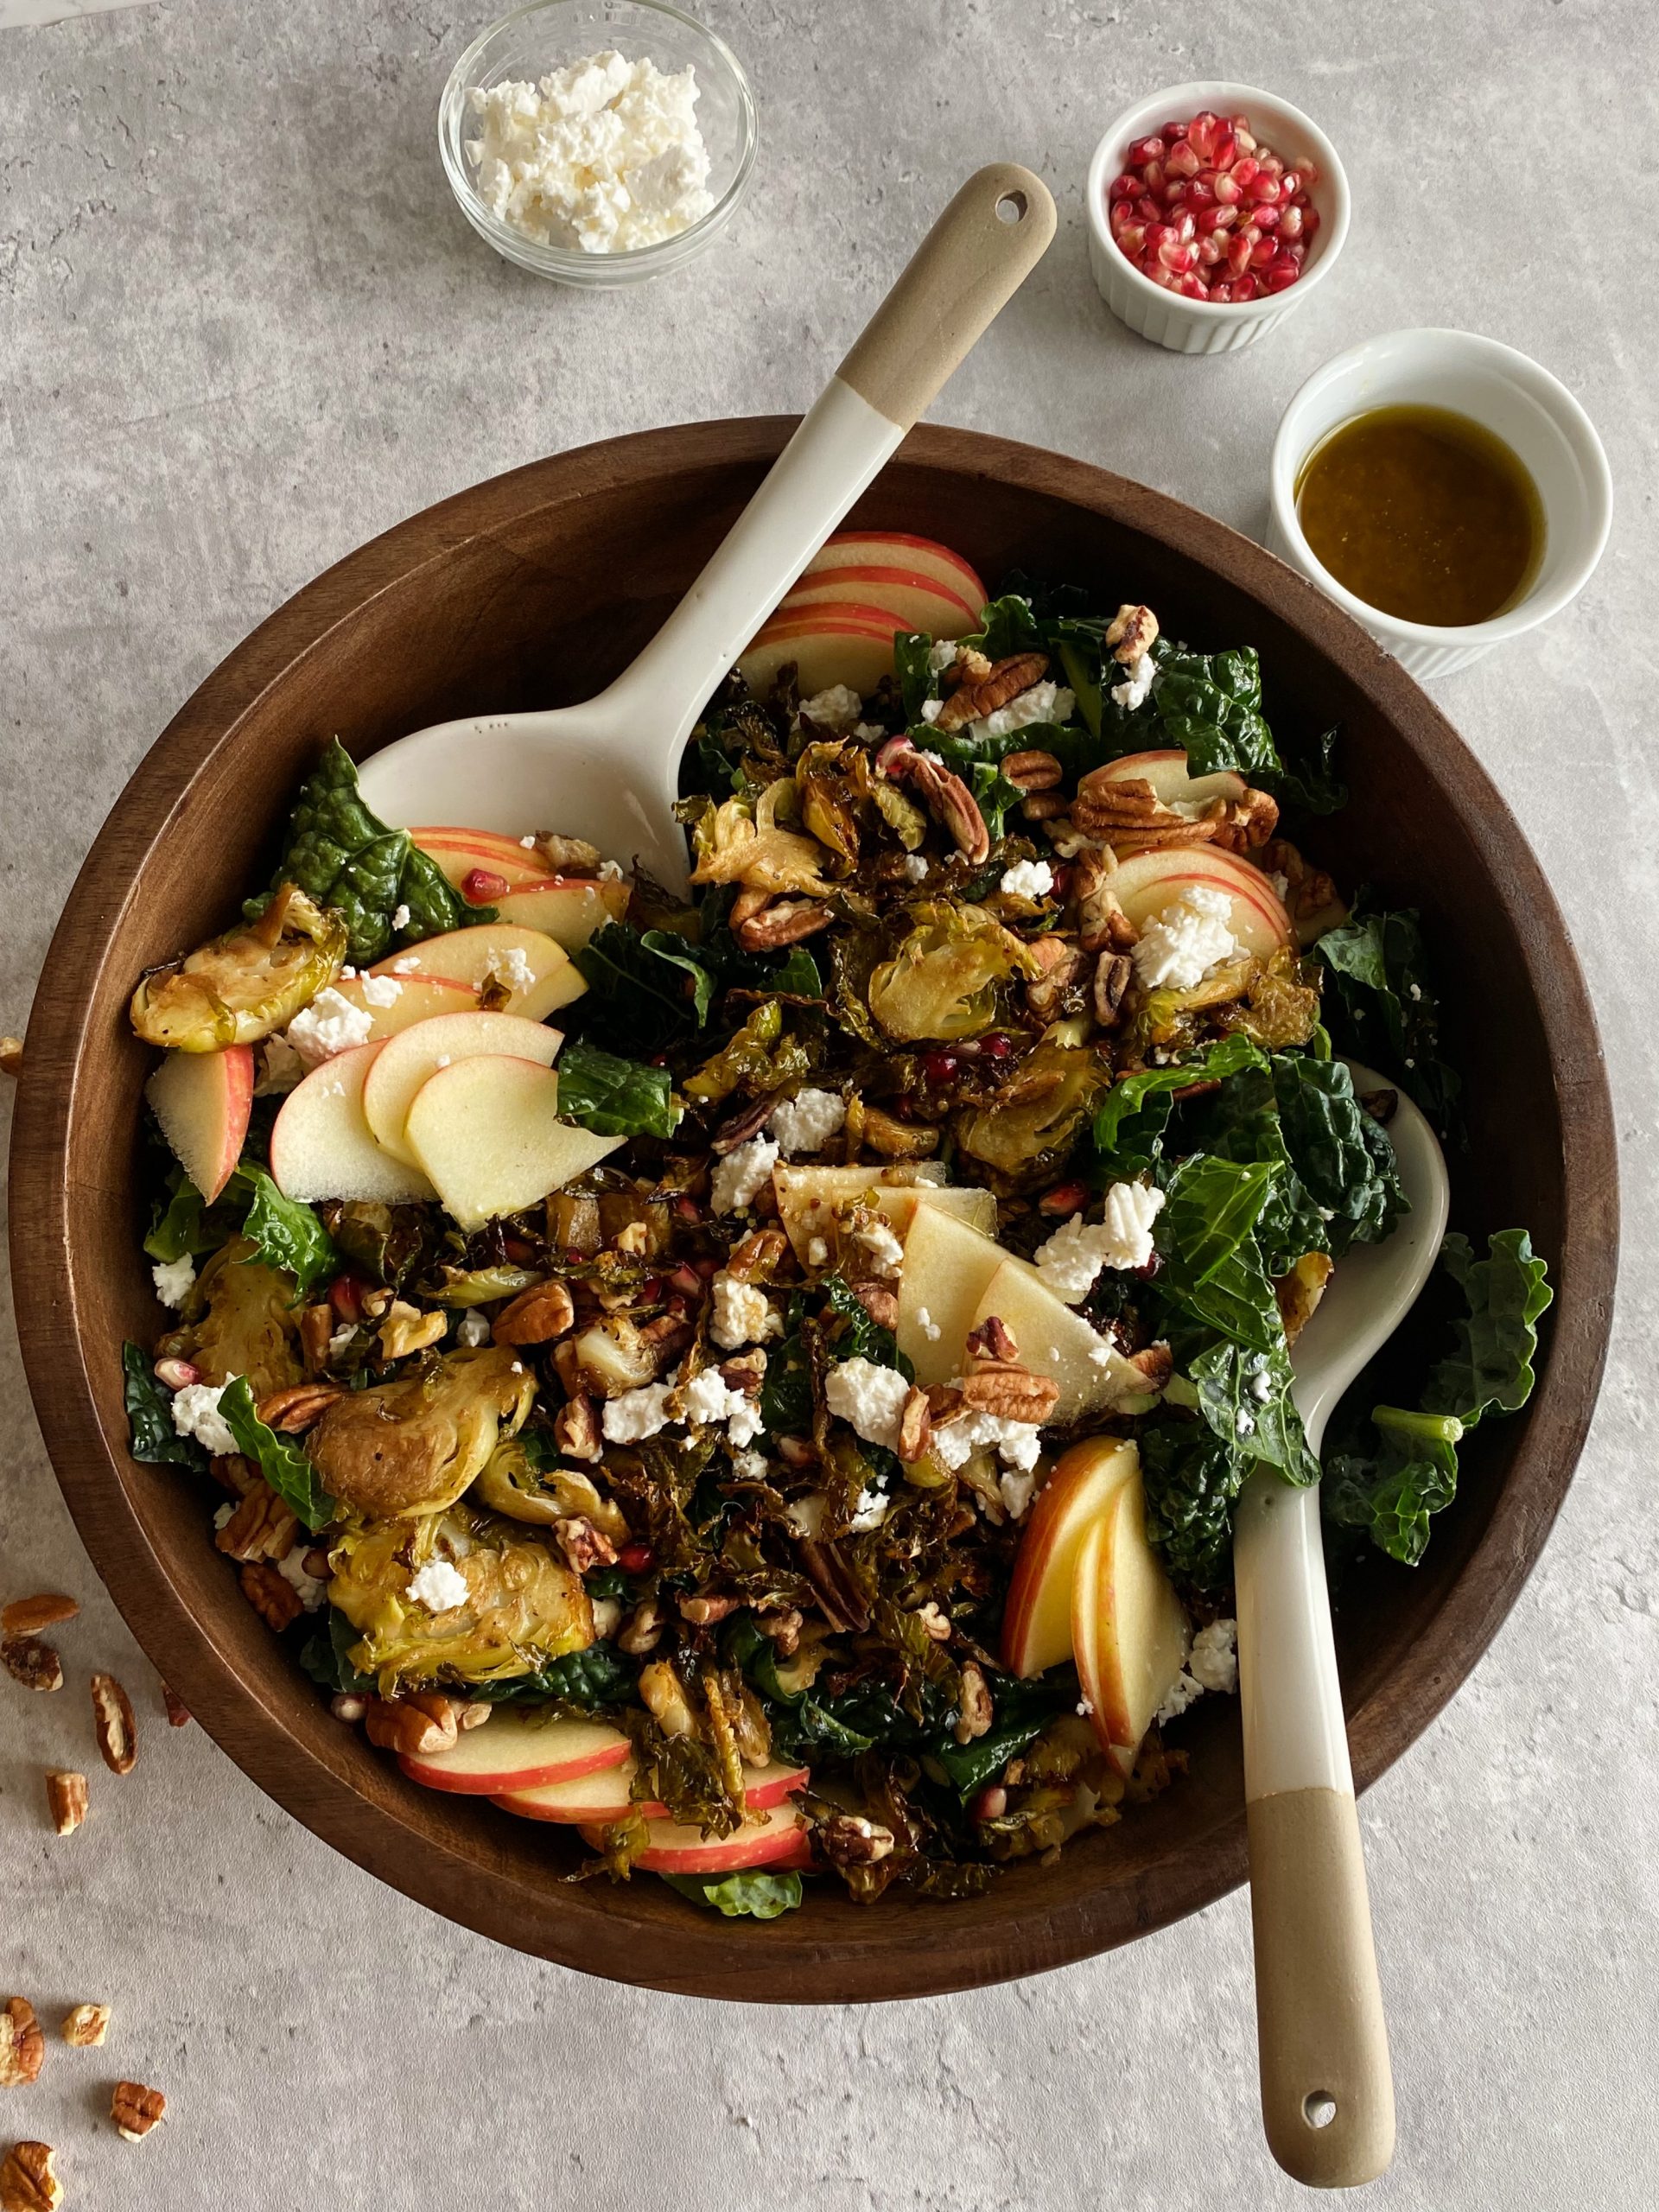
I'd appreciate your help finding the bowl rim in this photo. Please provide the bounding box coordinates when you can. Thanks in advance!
[437,0,759,280]
[8,418,1618,2001]
[1084,78,1351,320]
[1268,326,1616,645]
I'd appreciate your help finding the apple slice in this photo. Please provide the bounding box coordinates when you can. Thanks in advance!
[580,1796,812,1875]
[893,1208,1009,1388]
[496,1756,809,1825]
[804,531,987,613]
[361,1010,563,1166]
[404,1054,620,1230]
[1109,845,1294,960]
[144,1044,254,1205]
[1088,749,1248,815]
[270,1041,437,1204]
[738,611,901,699]
[1071,1464,1189,1774]
[968,1257,1156,1424]
[780,565,978,637]
[491,877,630,950]
[411,828,550,885]
[329,970,479,1042]
[399,1707,629,1795]
[773,1162,997,1262]
[1001,1436,1139,1678]
[369,924,585,1021]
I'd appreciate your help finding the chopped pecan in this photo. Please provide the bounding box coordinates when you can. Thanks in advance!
[0,2143,61,2212]
[364,1694,456,1758]
[1260,836,1343,934]
[2,1639,62,1694]
[89,1674,137,1775]
[638,1313,695,1371]
[1,1596,76,1638]
[942,645,993,689]
[298,1301,334,1375]
[1211,785,1280,852]
[0,1999,45,2087]
[932,652,1048,733]
[896,1386,932,1465]
[254,1382,345,1433]
[861,1106,938,1159]
[637,1659,697,1737]
[535,833,603,874]
[953,1661,994,1745]
[813,1810,894,1866]
[724,1228,789,1281]
[44,1771,87,1838]
[1128,1342,1175,1389]
[959,1362,1059,1424]
[492,1279,576,1346]
[718,1354,767,1395]
[162,1685,191,1728]
[1277,1252,1334,1345]
[924,1383,965,1423]
[378,1301,447,1361]
[677,1592,741,1626]
[913,1600,952,1643]
[111,2082,166,2143]
[616,1599,664,1656]
[612,1220,651,1256]
[1071,848,1131,953]
[710,1090,780,1154]
[848,1281,898,1331]
[238,1562,302,1634]
[1091,951,1133,1027]
[208,1452,257,1497]
[734,899,834,952]
[1024,936,1086,1022]
[554,1395,603,1463]
[966,1315,1019,1363]
[1020,791,1070,821]
[1000,748,1063,791]
[1103,603,1158,664]
[60,2005,109,2050]
[906,753,990,863]
[214,1482,299,1564]
[553,1516,617,1575]
[795,1539,871,1633]
[757,1607,803,1657]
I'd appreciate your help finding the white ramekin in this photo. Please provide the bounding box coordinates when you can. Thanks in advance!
[1268,328,1613,679]
[1084,81,1350,355]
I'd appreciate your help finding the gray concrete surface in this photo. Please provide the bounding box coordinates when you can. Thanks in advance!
[3,3,1655,2205]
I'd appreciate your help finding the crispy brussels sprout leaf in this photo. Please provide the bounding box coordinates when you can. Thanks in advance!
[474,1437,628,1538]
[869,903,1033,1045]
[684,1001,810,1103]
[662,1871,804,1918]
[317,1199,435,1293]
[187,1241,303,1400]
[957,1043,1107,1185]
[122,1341,207,1470]
[218,1376,336,1531]
[306,1345,535,1517]
[130,887,347,1052]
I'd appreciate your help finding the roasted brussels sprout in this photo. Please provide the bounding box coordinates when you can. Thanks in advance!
[956,1044,1108,1185]
[184,1240,302,1401]
[868,903,1036,1045]
[684,1002,812,1103]
[327,1503,594,1691]
[474,1438,629,1538]
[685,785,834,896]
[306,1345,535,1518]
[130,885,347,1052]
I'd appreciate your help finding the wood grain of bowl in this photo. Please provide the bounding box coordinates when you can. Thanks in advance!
[9,421,1618,2002]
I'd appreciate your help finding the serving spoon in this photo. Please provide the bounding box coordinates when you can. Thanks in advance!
[1234,1064,1449,2188]
[358,162,1057,869]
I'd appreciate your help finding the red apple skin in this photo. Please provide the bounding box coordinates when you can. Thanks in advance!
[807,531,987,610]
[1109,845,1294,956]
[581,1799,812,1875]
[494,1758,808,1826]
[1071,1478,1188,1777]
[410,829,548,887]
[398,1713,629,1795]
[751,601,905,644]
[1001,1436,1138,1679]
[780,565,978,632]
[144,1043,255,1205]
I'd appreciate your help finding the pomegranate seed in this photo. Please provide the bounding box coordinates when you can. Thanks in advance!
[921,1050,960,1084]
[1109,171,1139,202]
[618,1541,654,1574]
[979,1033,1014,1060]
[1186,111,1223,161]
[1177,272,1210,298]
[1225,232,1254,276]
[1141,158,1166,197]
[1166,140,1200,179]
[1249,233,1276,268]
[1135,1251,1164,1283]
[1230,271,1259,301]
[1164,179,1188,207]
[874,734,915,778]
[1039,1180,1090,1217]
[461,867,510,904]
[1185,179,1216,212]
[639,1275,664,1304]
[1302,206,1321,238]
[1293,155,1318,181]
[329,1274,372,1322]
[1116,221,1147,255]
[1232,120,1257,153]
[1146,264,1183,290]
[1195,204,1237,234]
[1253,202,1281,232]
[1276,202,1304,240]
[153,1357,200,1390]
[972,1784,1009,1822]
[1263,257,1300,293]
[1109,198,1136,238]
[1135,194,1161,223]
[1212,169,1243,205]
[1257,152,1284,181]
[1160,119,1188,140]
[1128,136,1166,166]
[1211,127,1236,168]
[1196,234,1224,267]
[1173,208,1196,243]
[1247,172,1281,204]
[1230,156,1260,191]
[1210,280,1234,302]
[1157,237,1196,273]
[1286,241,1306,264]
[1144,220,1173,249]
[672,1194,702,1223]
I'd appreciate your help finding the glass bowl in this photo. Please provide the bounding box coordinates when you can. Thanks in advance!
[439,0,758,287]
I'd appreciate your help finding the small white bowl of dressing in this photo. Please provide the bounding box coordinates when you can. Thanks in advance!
[1268,328,1612,679]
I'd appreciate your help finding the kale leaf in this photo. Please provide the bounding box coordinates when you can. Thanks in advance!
[217,1376,336,1531]
[251,738,478,965]
[1269,1056,1406,1259]
[924,1668,1077,1798]
[1137,1416,1249,1592]
[1315,899,1461,1135]
[1087,1033,1266,1181]
[662,1870,804,1918]
[472,1643,642,1709]
[298,1608,374,1694]
[1186,1336,1317,1485]
[1152,642,1282,782]
[237,1166,340,1293]
[555,1039,680,1140]
[1153,1154,1283,1354]
[122,1342,207,1469]
[572,922,714,1052]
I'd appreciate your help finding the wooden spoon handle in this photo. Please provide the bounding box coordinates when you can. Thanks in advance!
[837,162,1057,429]
[1248,1786,1396,2188]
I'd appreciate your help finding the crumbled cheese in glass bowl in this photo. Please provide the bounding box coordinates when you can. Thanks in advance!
[440,0,758,288]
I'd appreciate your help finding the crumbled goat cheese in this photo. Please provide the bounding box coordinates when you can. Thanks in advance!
[357,972,404,1008]
[391,903,411,930]
[1268,871,1290,902]
[854,721,887,743]
[915,1306,943,1343]
[151,1254,196,1309]
[1035,1183,1167,1301]
[597,858,626,881]
[213,1501,237,1532]
[855,1221,905,1277]
[489,944,535,992]
[406,1558,470,1613]
[919,697,944,724]
[253,1033,305,1096]
[519,835,537,849]
[467,52,715,255]
[591,1596,623,1641]
[679,1369,765,1449]
[327,1325,359,1361]
[1109,651,1157,711]
[277,1547,326,1612]
[390,956,421,976]
[999,858,1054,901]
[285,988,375,1068]
[1077,1694,1096,1718]
[999,1469,1037,1521]
[927,639,961,674]
[806,1236,830,1268]
[849,1484,890,1532]
[730,1448,770,1482]
[455,1309,492,1348]
[709,1273,782,1351]
[901,851,929,882]
[823,1357,911,1453]
[796,683,863,732]
[768,1088,846,1157]
[1129,884,1240,992]
[171,1381,238,1457]
[1154,1670,1204,1725]
[967,680,1075,743]
[710,1135,779,1215]
[931,1408,1043,1473]
[602,1382,677,1443]
[1154,1618,1239,1725]
[1249,1362,1274,1402]
[1235,1405,1255,1436]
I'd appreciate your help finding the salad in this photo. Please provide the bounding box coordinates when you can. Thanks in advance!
[122,531,1550,1920]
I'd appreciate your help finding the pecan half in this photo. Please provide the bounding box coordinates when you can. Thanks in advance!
[932,652,1048,733]
[734,899,834,951]
[2,1639,62,1694]
[553,1516,617,1575]
[861,1106,938,1159]
[493,1279,576,1346]
[1020,791,1070,821]
[966,1315,1019,1363]
[0,1999,45,2087]
[254,1382,345,1433]
[111,2082,166,2143]
[89,1674,137,1775]
[0,2143,61,2212]
[1091,951,1133,1027]
[44,1771,87,1838]
[953,1661,994,1745]
[364,1694,457,1758]
[896,1386,932,1465]
[813,1810,894,1866]
[959,1362,1059,1424]
[1000,748,1063,791]
[724,1228,789,1281]
[906,753,991,863]
[378,1301,447,1361]
[1103,603,1159,664]
[1,1595,76,1638]
[238,1562,302,1634]
[554,1395,602,1463]
[60,2005,110,2049]
[214,1482,299,1564]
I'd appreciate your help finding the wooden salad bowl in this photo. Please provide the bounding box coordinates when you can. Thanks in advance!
[9,421,1618,2002]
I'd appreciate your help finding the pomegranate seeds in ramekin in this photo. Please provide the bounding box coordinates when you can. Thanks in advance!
[1106,110,1319,302]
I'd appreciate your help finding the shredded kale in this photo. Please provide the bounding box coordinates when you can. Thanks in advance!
[217,1376,336,1531]
[471,1643,642,1709]
[572,922,715,1051]
[298,1608,374,1694]
[1087,1033,1266,1180]
[556,1039,680,1140]
[662,1870,804,1918]
[924,1668,1077,1799]
[1315,898,1461,1136]
[122,1341,207,1469]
